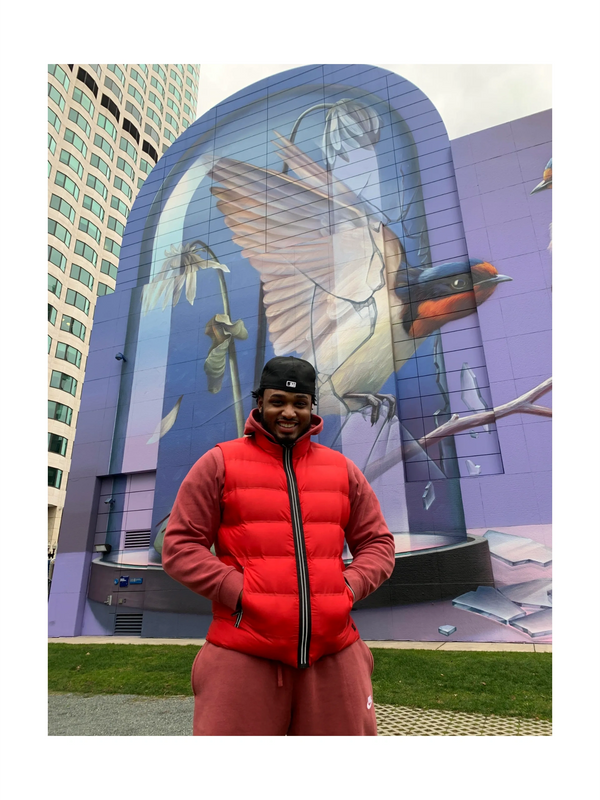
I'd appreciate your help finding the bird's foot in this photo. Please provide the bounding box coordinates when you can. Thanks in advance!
[344,393,397,425]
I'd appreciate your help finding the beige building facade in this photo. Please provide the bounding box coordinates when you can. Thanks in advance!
[48,63,200,551]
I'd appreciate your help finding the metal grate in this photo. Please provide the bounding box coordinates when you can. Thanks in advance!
[114,613,143,636]
[124,530,151,549]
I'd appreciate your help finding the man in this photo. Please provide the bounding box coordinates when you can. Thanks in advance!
[163,356,395,735]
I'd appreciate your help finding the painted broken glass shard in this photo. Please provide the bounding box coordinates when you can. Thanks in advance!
[509,608,552,638]
[460,363,490,432]
[465,459,481,475]
[422,481,435,510]
[499,579,552,608]
[452,586,527,624]
[483,530,552,567]
[438,625,456,636]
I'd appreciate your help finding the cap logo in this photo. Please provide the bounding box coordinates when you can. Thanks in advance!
[286,380,297,388]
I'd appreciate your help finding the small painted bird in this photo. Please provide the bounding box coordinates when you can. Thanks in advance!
[209,134,511,420]
[531,158,552,194]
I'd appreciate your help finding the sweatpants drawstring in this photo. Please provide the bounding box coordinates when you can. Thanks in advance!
[277,664,283,688]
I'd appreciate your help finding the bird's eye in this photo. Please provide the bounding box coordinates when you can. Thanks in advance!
[452,277,468,290]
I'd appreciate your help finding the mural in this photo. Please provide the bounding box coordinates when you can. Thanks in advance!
[48,66,551,644]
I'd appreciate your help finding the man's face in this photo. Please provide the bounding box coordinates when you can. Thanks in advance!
[258,389,313,444]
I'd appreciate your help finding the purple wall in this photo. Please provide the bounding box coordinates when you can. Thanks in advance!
[452,110,552,529]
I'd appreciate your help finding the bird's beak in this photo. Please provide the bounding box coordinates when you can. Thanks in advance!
[530,179,551,194]
[477,274,512,286]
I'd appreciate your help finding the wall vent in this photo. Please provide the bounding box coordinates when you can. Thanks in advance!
[114,613,143,636]
[124,530,151,549]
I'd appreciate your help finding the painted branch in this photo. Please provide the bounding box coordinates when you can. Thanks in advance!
[217,270,245,438]
[364,377,552,482]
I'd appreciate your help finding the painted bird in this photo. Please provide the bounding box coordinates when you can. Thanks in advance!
[531,158,552,194]
[209,133,511,421]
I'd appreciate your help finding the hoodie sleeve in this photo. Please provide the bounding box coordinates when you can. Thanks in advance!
[161,447,244,611]
[342,458,396,603]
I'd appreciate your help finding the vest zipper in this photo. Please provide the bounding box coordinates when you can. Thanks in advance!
[282,445,311,669]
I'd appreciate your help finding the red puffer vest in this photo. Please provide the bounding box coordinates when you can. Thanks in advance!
[205,415,360,668]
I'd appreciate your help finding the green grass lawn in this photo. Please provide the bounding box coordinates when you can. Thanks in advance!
[48,644,551,721]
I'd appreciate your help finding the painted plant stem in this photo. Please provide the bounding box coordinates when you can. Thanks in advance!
[215,267,244,437]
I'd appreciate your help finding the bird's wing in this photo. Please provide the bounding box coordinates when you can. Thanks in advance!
[209,138,396,369]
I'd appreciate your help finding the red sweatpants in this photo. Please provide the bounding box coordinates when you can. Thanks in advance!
[191,639,377,736]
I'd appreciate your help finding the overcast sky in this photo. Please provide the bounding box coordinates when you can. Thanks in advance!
[195,64,551,140]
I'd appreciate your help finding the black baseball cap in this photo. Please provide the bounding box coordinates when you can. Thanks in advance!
[259,356,316,396]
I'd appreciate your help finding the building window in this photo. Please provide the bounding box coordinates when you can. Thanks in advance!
[48,467,63,489]
[142,140,158,162]
[97,113,117,142]
[76,67,99,97]
[48,334,52,354]
[110,196,129,218]
[65,288,91,315]
[113,176,132,200]
[138,64,149,77]
[48,432,68,457]
[49,64,70,91]
[82,194,105,222]
[48,107,61,133]
[67,108,92,138]
[150,76,165,97]
[48,218,71,247]
[170,69,183,88]
[49,194,75,224]
[60,315,86,342]
[97,282,115,296]
[74,239,98,267]
[168,84,182,102]
[152,64,167,82]
[139,158,153,176]
[48,83,65,112]
[48,400,73,425]
[55,171,79,201]
[70,263,94,290]
[162,143,169,154]
[146,107,161,127]
[182,118,189,129]
[107,215,125,237]
[125,100,142,124]
[64,128,88,158]
[72,86,95,119]
[144,123,160,144]
[93,133,114,161]
[104,75,123,103]
[100,259,118,280]
[48,274,62,298]
[90,152,111,179]
[167,97,180,118]
[137,177,145,189]
[59,149,84,179]
[48,246,67,272]
[107,64,125,86]
[48,304,57,325]
[56,341,83,369]
[165,112,179,133]
[129,68,147,92]
[86,173,108,200]
[122,118,140,144]
[117,156,135,180]
[163,128,176,143]
[104,237,121,257]
[183,103,191,117]
[78,217,101,244]
[118,139,137,165]
[89,64,102,79]
[50,370,77,396]
[148,92,163,113]
[48,133,56,155]
[100,93,120,122]
[127,84,145,109]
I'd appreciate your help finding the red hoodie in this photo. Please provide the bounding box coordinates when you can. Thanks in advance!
[162,409,395,665]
